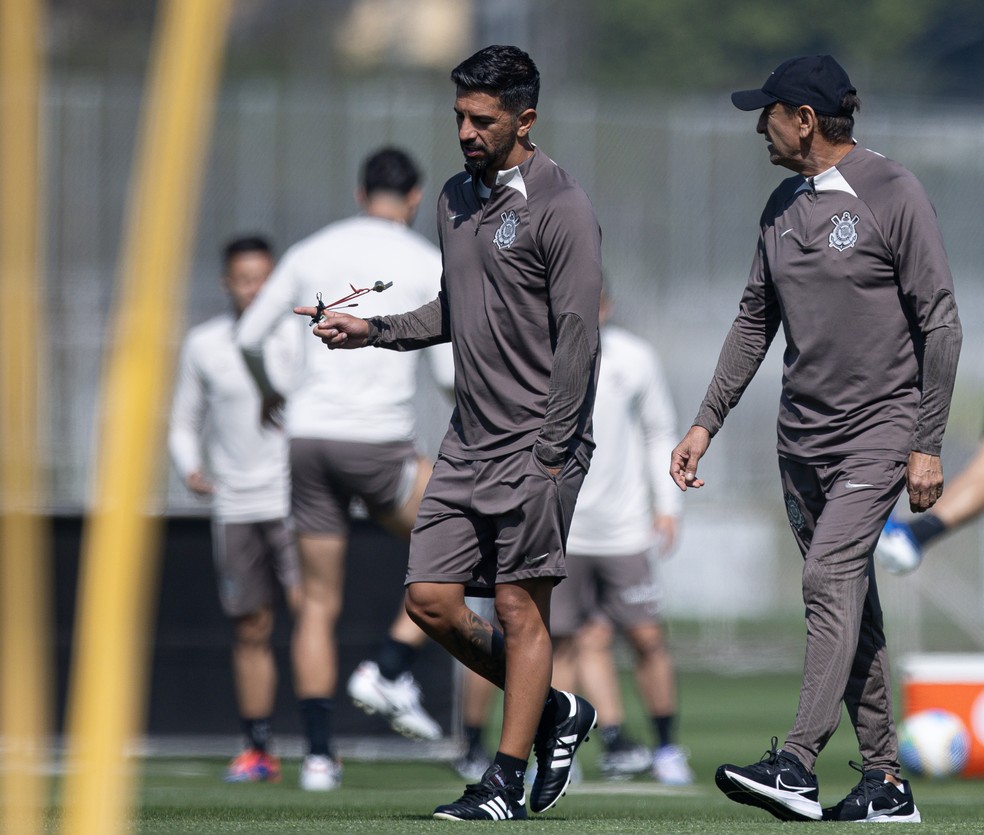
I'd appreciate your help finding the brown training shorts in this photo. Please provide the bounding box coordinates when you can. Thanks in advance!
[289,438,419,536]
[211,518,300,618]
[406,447,586,595]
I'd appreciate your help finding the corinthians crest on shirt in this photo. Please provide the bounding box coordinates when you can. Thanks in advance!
[493,210,519,250]
[828,211,860,251]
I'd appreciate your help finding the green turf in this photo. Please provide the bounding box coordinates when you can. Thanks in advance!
[48,671,984,833]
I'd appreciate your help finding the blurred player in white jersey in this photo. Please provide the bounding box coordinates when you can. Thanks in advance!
[169,235,301,783]
[551,286,694,785]
[875,437,984,574]
[237,148,453,791]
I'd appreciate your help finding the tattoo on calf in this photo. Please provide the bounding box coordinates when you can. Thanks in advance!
[449,608,506,688]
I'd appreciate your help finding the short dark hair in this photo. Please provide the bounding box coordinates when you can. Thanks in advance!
[451,44,539,114]
[361,147,422,197]
[781,91,860,144]
[222,234,273,271]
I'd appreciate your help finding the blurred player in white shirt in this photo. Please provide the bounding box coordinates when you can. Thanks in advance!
[169,235,301,783]
[551,286,693,785]
[237,148,453,790]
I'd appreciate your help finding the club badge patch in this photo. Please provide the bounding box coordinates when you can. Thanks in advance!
[828,211,860,251]
[784,492,806,532]
[493,210,519,249]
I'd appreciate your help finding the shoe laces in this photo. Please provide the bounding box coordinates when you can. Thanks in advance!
[455,769,515,803]
[758,736,783,765]
[843,760,888,806]
[756,737,807,776]
[458,780,497,802]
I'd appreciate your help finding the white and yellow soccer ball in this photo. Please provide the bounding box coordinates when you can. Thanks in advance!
[898,709,971,778]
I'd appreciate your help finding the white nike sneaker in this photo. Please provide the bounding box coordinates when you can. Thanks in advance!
[874,518,923,576]
[299,754,342,791]
[347,660,443,741]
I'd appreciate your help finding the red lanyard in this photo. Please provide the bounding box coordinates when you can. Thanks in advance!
[309,280,393,325]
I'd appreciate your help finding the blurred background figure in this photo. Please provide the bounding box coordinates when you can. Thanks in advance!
[236,147,451,791]
[876,436,984,575]
[169,235,302,783]
[551,284,693,785]
[451,598,498,782]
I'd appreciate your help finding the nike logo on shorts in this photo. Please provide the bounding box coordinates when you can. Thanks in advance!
[846,480,875,489]
[524,552,549,566]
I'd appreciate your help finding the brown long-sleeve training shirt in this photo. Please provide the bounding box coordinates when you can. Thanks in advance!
[695,144,961,461]
[366,149,603,469]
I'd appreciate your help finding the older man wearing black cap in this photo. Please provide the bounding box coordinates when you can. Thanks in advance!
[671,55,962,823]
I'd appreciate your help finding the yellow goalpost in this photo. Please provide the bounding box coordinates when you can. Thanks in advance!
[0,0,49,833]
[61,2,231,833]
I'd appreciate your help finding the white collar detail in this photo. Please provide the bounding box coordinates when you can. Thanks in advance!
[795,166,857,197]
[495,165,528,199]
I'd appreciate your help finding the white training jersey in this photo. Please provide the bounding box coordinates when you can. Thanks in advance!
[236,215,451,442]
[565,325,682,556]
[169,312,294,523]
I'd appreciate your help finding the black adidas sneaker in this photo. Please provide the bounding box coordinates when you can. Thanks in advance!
[433,764,527,821]
[529,690,597,813]
[823,761,921,823]
[715,737,822,821]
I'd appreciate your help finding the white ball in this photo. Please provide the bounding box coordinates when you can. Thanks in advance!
[899,708,971,778]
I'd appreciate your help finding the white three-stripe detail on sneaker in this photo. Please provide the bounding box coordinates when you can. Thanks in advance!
[551,733,579,765]
[561,691,577,716]
[479,796,510,820]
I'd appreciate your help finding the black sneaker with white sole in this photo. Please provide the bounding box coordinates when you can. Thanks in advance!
[433,764,527,821]
[715,737,822,821]
[822,761,921,823]
[529,690,597,813]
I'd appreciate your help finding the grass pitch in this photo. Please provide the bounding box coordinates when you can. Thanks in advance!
[51,671,984,832]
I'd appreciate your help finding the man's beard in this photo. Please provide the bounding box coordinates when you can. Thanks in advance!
[462,136,510,176]
[463,155,487,176]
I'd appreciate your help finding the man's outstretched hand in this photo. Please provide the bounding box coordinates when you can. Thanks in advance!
[293,307,370,349]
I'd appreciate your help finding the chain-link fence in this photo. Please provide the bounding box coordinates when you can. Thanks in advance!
[44,75,984,657]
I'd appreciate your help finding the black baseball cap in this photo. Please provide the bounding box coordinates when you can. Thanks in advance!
[731,55,856,117]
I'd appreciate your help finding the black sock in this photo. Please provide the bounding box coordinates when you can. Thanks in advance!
[464,724,485,757]
[299,697,334,757]
[241,716,273,753]
[493,752,527,786]
[652,714,675,749]
[376,636,418,681]
[600,724,622,749]
[909,513,947,546]
[537,687,563,733]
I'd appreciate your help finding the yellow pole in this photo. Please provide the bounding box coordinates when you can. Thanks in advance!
[0,0,50,833]
[61,2,231,832]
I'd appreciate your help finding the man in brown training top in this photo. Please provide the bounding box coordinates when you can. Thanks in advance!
[672,54,961,824]
[296,44,603,822]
